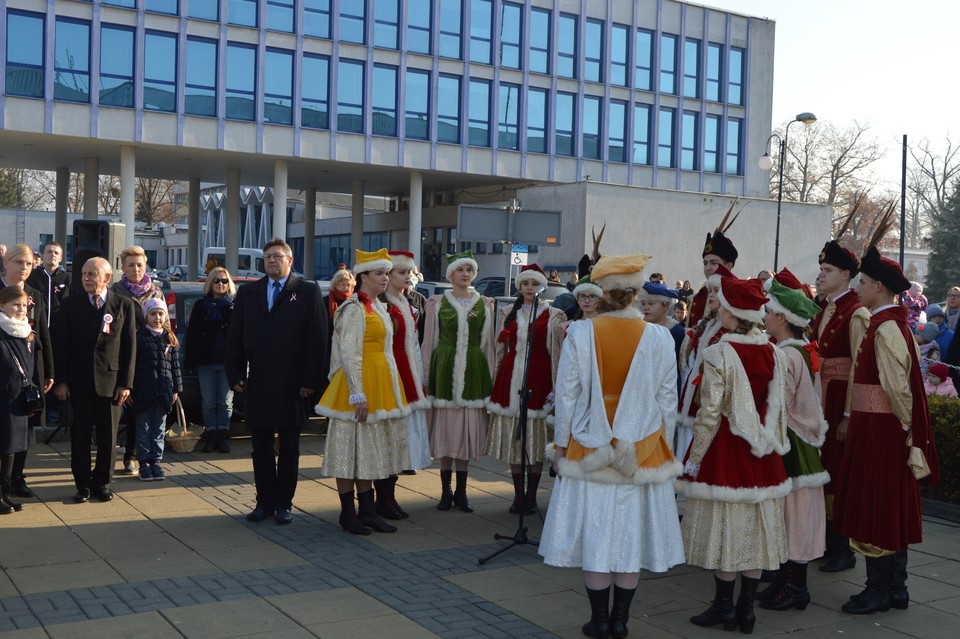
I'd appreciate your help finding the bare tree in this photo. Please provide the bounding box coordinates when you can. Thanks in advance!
[136,178,178,224]
[98,175,121,216]
[907,137,960,249]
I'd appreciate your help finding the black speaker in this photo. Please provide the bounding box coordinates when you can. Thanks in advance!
[71,220,126,294]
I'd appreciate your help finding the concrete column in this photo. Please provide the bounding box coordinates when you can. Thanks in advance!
[83,157,99,219]
[408,172,423,268]
[304,187,317,279]
[351,180,364,259]
[225,169,241,275]
[55,167,69,246]
[273,159,288,240]
[120,145,136,248]
[187,178,201,281]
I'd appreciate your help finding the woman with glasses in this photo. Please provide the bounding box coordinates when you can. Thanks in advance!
[185,268,236,453]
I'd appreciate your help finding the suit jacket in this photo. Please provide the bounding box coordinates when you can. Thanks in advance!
[226,275,328,429]
[53,290,137,398]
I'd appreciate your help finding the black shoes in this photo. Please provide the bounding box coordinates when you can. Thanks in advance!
[610,585,636,639]
[274,508,293,525]
[246,503,276,522]
[690,576,737,631]
[820,552,856,573]
[93,487,114,502]
[357,489,397,533]
[843,555,895,615]
[74,488,91,503]
[11,475,34,498]
[453,470,474,513]
[437,469,453,510]
[582,586,611,639]
[338,490,371,535]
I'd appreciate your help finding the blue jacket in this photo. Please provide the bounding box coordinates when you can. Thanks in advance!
[132,327,183,414]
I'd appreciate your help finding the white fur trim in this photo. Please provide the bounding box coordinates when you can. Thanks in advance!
[572,282,603,298]
[765,294,810,328]
[545,441,683,487]
[348,393,367,405]
[792,470,830,490]
[384,291,430,409]
[719,330,770,346]
[595,272,646,292]
[717,287,765,323]
[445,257,479,280]
[389,254,416,271]
[675,477,793,503]
[516,270,548,288]
[314,404,411,422]
[432,290,491,407]
[487,304,553,418]
[706,273,723,288]
[352,258,394,275]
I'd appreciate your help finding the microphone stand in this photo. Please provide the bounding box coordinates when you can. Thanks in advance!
[479,287,544,565]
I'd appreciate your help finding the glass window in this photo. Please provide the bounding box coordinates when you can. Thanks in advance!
[147,0,178,14]
[102,0,136,7]
[407,0,431,54]
[527,87,547,153]
[405,69,430,139]
[437,75,460,143]
[189,0,219,21]
[144,31,176,111]
[660,34,676,94]
[304,0,331,38]
[185,37,217,116]
[498,83,520,150]
[683,39,700,98]
[706,43,721,101]
[609,100,627,163]
[633,104,650,164]
[556,92,575,156]
[582,96,601,160]
[266,0,295,32]
[469,0,492,64]
[54,18,91,103]
[657,107,674,168]
[584,19,603,83]
[726,118,742,174]
[6,11,44,99]
[100,25,134,108]
[340,2,366,44]
[337,59,364,132]
[729,48,744,105]
[226,43,256,120]
[610,24,628,87]
[704,114,720,172]
[529,8,550,74]
[264,48,293,125]
[372,65,397,136]
[374,0,399,49]
[302,54,329,128]
[228,0,257,27]
[558,14,577,79]
[635,29,652,90]
[500,3,522,69]
[681,111,697,170]
[467,78,490,146]
[438,0,461,58]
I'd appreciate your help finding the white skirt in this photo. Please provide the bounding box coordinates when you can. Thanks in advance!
[539,475,686,574]
[406,409,432,470]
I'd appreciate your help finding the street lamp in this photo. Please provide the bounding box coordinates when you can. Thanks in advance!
[759,112,817,270]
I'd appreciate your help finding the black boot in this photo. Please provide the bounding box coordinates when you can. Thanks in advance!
[388,475,409,518]
[11,451,33,498]
[736,576,760,634]
[820,529,856,572]
[690,576,737,630]
[509,472,524,514]
[1,455,22,512]
[525,472,541,515]
[437,469,454,510]
[889,549,909,609]
[755,564,788,603]
[610,585,635,639]
[374,478,404,520]
[337,490,371,535]
[203,430,217,453]
[216,430,231,453]
[357,489,397,533]
[582,586,611,639]
[842,555,894,614]
[453,470,474,512]
[760,561,810,611]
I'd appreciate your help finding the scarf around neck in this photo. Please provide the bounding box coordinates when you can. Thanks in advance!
[203,292,234,320]
[121,273,157,299]
[0,313,33,338]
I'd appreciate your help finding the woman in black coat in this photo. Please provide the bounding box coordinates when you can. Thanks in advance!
[0,286,40,514]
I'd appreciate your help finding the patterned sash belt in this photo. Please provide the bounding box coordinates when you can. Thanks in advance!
[820,357,852,382]
[851,383,893,414]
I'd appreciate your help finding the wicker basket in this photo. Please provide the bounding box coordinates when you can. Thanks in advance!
[165,398,201,453]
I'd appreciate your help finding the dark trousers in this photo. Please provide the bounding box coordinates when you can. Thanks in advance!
[70,395,121,491]
[250,426,301,510]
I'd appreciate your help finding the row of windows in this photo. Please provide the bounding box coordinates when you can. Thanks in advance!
[57,1,746,104]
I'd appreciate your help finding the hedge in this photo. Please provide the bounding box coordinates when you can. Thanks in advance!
[922,394,960,504]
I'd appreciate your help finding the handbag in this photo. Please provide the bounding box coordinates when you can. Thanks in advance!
[906,434,931,480]
[3,339,44,416]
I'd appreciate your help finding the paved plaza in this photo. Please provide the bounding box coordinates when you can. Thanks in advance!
[2,432,959,638]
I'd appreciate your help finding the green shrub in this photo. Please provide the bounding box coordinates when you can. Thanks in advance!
[922,394,960,504]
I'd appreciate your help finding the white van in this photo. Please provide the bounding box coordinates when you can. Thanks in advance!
[202,247,265,279]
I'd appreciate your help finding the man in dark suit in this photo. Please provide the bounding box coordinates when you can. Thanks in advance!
[53,257,137,503]
[227,238,328,525]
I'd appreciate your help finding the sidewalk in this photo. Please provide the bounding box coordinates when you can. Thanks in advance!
[2,433,959,638]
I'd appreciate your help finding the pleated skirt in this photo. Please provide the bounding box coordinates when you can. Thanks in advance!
[484,414,549,465]
[322,417,409,480]
[427,407,487,460]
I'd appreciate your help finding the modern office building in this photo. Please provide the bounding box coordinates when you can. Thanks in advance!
[2,0,829,282]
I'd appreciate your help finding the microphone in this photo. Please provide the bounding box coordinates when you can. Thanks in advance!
[534,284,547,299]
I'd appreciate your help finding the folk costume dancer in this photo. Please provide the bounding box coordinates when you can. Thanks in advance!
[678,276,790,636]
[317,249,410,535]
[485,264,565,515]
[757,270,830,612]
[540,254,684,639]
[377,250,433,520]
[687,203,741,327]
[638,281,686,393]
[813,238,870,573]
[421,251,495,512]
[834,245,939,614]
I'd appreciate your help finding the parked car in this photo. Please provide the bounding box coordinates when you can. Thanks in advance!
[416,281,454,298]
[473,278,567,301]
[157,264,189,282]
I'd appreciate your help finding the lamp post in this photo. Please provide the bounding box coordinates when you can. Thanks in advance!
[759,112,817,271]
